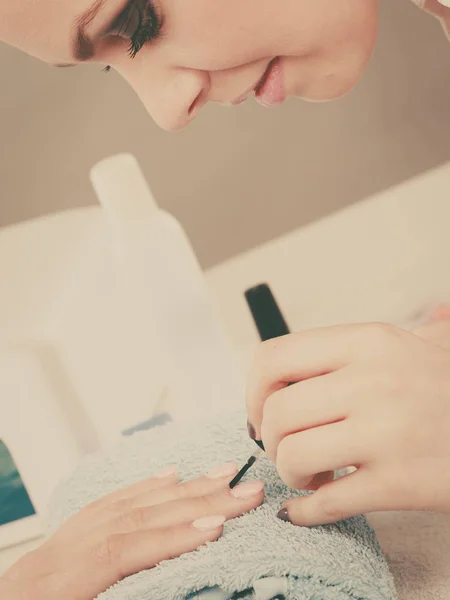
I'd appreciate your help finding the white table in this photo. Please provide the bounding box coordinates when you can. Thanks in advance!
[3,162,450,598]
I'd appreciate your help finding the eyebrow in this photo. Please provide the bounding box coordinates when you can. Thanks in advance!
[54,0,112,66]
[74,0,108,61]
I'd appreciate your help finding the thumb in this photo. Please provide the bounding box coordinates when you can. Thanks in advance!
[278,470,382,526]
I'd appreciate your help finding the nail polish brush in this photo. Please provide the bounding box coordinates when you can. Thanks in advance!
[229,283,291,489]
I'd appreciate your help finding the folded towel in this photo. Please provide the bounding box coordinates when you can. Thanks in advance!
[45,409,397,600]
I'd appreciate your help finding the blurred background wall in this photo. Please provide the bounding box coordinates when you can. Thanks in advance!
[0,0,449,269]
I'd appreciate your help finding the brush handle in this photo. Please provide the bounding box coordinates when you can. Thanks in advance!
[245,284,290,340]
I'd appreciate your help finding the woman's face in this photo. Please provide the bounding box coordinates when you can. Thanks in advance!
[0,0,378,130]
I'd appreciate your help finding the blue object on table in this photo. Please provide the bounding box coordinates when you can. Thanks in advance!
[0,412,171,527]
[0,440,35,526]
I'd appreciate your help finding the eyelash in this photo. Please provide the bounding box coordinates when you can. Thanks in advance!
[129,0,163,58]
[103,0,163,72]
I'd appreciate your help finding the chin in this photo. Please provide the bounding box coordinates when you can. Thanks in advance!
[290,46,375,103]
[295,78,360,103]
[294,71,363,102]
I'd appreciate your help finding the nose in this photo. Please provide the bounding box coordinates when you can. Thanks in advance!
[137,67,210,131]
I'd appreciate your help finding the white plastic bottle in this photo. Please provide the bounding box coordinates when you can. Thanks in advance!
[90,154,244,423]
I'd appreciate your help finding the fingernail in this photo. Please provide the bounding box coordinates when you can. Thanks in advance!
[192,515,226,531]
[277,507,291,523]
[231,480,264,499]
[206,462,237,479]
[247,420,265,451]
[438,0,450,7]
[154,465,177,478]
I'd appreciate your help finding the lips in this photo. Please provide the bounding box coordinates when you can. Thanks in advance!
[254,57,286,107]
[231,57,286,107]
[254,58,279,95]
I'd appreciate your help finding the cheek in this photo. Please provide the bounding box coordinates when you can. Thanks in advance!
[163,0,281,70]
[163,0,377,75]
[285,0,378,101]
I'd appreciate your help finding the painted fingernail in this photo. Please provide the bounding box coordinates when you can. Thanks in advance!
[231,480,264,499]
[192,515,226,531]
[154,465,177,478]
[277,507,291,523]
[206,462,238,479]
[247,420,265,451]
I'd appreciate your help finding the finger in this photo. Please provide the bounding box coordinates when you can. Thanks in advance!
[261,370,353,461]
[89,464,239,532]
[111,463,239,512]
[247,323,402,438]
[304,471,335,491]
[279,469,385,526]
[276,421,367,489]
[105,480,264,535]
[89,467,179,511]
[246,325,360,437]
[87,516,226,596]
[59,470,181,537]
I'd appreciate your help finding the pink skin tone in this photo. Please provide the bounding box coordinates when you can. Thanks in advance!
[421,0,450,38]
[1,0,450,584]
[246,312,450,526]
[0,464,265,599]
[0,0,379,130]
[2,1,449,130]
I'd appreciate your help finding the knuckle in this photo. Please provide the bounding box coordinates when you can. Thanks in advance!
[316,494,345,523]
[195,492,218,513]
[262,389,280,425]
[111,497,133,512]
[84,495,120,516]
[259,337,277,356]
[252,338,280,370]
[93,533,125,571]
[382,370,407,396]
[175,482,191,501]
[364,322,402,346]
[276,437,299,488]
[119,507,147,530]
[351,322,404,359]
[250,341,270,375]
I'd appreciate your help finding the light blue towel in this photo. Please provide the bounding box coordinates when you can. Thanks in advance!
[45,409,397,600]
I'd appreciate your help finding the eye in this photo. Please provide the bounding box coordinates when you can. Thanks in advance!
[108,1,141,39]
[107,0,163,58]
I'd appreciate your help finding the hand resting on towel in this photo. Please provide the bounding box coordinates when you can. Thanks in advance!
[0,464,263,600]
